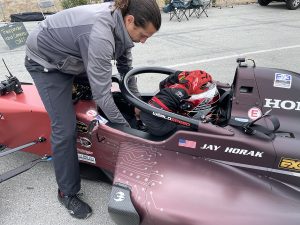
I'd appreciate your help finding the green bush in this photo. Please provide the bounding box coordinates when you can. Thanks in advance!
[61,0,88,9]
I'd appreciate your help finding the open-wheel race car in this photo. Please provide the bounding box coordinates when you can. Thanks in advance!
[1,58,300,225]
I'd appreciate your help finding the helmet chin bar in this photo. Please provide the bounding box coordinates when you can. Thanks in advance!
[184,82,220,120]
[120,67,201,130]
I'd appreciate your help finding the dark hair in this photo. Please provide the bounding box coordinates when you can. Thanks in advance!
[115,0,161,31]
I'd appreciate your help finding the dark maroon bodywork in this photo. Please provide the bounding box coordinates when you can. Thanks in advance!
[1,60,300,224]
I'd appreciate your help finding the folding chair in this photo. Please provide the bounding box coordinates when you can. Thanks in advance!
[37,0,57,19]
[168,0,191,22]
[199,0,212,17]
[188,0,202,18]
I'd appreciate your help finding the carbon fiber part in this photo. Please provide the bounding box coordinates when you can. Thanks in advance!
[108,183,140,225]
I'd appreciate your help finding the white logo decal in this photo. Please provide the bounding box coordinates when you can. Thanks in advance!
[114,191,125,202]
[86,109,97,117]
[200,144,220,151]
[77,137,92,148]
[234,117,249,123]
[264,99,300,111]
[248,107,262,120]
[225,147,263,158]
[77,153,96,164]
[152,112,172,120]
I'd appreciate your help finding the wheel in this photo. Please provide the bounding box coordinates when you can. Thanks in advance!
[0,144,6,151]
[286,0,300,9]
[258,0,272,6]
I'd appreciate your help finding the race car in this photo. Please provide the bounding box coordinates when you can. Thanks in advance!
[0,58,300,224]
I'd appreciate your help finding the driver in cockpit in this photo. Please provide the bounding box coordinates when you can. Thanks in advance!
[140,70,220,136]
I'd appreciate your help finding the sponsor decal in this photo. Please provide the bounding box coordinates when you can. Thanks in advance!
[273,73,292,89]
[114,191,125,202]
[77,148,93,155]
[279,158,300,171]
[175,90,184,98]
[152,112,167,119]
[200,144,220,151]
[224,147,263,158]
[86,109,97,117]
[77,137,92,148]
[171,117,191,126]
[78,153,96,164]
[209,159,300,178]
[264,98,300,111]
[234,117,249,123]
[152,112,191,127]
[178,138,196,149]
[248,107,262,120]
[76,121,88,133]
[95,115,108,124]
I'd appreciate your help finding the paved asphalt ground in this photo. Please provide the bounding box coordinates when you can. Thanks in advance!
[0,3,300,225]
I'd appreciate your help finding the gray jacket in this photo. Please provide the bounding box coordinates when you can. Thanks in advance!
[26,3,137,125]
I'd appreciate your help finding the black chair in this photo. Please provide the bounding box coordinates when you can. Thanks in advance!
[164,0,192,22]
[37,0,57,19]
[188,0,212,18]
[199,0,212,17]
[188,0,202,18]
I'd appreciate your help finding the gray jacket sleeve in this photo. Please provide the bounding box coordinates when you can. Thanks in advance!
[116,49,141,98]
[76,20,129,126]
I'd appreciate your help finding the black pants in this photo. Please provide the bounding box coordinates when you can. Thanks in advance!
[25,57,80,195]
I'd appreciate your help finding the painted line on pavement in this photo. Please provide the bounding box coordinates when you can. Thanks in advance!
[167,45,300,68]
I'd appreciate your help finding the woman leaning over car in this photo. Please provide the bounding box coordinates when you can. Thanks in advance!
[24,0,161,219]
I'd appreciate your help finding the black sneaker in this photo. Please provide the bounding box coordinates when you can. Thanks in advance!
[57,190,92,219]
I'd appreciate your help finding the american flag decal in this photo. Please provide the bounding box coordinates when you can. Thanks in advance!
[178,138,197,149]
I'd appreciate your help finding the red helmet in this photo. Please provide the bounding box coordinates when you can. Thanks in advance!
[180,82,220,120]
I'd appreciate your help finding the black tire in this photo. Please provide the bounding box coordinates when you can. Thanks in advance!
[286,0,300,9]
[0,144,6,151]
[258,0,272,6]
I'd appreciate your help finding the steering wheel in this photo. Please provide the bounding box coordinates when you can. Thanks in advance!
[120,67,201,130]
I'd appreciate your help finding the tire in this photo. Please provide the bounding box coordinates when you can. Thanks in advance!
[258,0,272,6]
[286,0,300,9]
[0,144,6,151]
